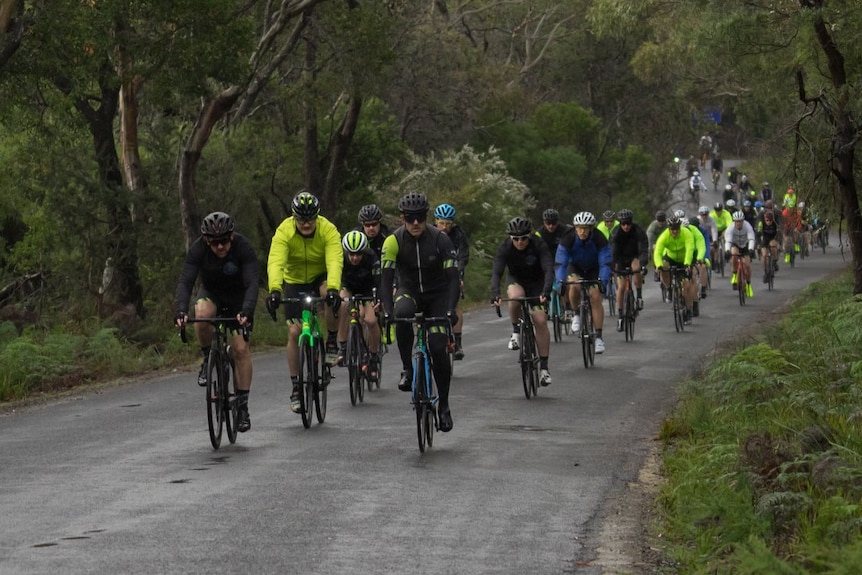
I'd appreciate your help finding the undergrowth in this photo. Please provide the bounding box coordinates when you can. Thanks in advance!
[657,270,862,573]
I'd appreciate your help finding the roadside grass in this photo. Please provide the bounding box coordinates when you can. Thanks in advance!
[656,269,862,572]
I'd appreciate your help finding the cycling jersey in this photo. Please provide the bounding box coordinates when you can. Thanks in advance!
[175,233,260,317]
[646,220,668,248]
[536,224,571,255]
[380,225,460,313]
[609,223,648,268]
[689,176,706,190]
[341,248,380,296]
[445,225,470,280]
[781,208,802,233]
[490,236,554,298]
[684,223,709,263]
[353,222,391,260]
[653,227,695,268]
[724,221,756,252]
[267,216,343,292]
[555,229,612,284]
[596,220,618,240]
[757,218,780,244]
[697,215,718,243]
[710,209,732,233]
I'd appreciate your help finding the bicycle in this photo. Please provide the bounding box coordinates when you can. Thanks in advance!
[568,278,600,367]
[667,266,688,333]
[343,291,381,406]
[281,295,332,428]
[496,297,541,399]
[711,169,721,192]
[180,317,248,449]
[616,268,639,342]
[764,250,776,292]
[712,240,726,278]
[605,277,616,318]
[548,289,565,343]
[731,254,748,306]
[391,313,452,453]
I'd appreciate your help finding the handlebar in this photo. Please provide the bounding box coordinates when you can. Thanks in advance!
[493,296,543,317]
[179,317,250,343]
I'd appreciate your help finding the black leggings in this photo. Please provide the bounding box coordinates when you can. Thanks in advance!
[393,290,451,404]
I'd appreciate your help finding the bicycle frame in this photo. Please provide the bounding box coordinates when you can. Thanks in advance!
[283,295,330,428]
[497,297,541,398]
[344,292,379,405]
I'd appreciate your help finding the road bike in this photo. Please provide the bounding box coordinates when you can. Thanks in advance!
[764,250,776,292]
[282,295,332,428]
[712,240,725,278]
[343,292,381,406]
[180,316,248,449]
[616,268,639,342]
[668,266,688,333]
[711,168,721,192]
[548,289,565,343]
[392,313,452,453]
[605,277,616,318]
[569,278,600,368]
[730,254,748,306]
[496,297,541,399]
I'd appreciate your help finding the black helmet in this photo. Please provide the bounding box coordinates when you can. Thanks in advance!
[616,209,633,224]
[667,216,682,229]
[398,192,429,215]
[602,210,616,221]
[358,204,383,223]
[291,192,320,219]
[201,211,235,237]
[655,210,667,222]
[542,208,559,223]
[507,217,532,236]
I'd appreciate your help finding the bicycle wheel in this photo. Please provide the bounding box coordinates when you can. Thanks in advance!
[518,330,532,399]
[624,289,635,342]
[315,350,328,424]
[606,281,616,317]
[414,364,427,453]
[551,294,562,343]
[672,285,684,333]
[346,325,362,406]
[718,253,725,277]
[524,322,539,397]
[206,349,224,449]
[298,341,313,428]
[581,302,595,368]
[224,353,238,444]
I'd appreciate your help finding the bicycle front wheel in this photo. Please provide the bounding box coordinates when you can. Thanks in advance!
[315,349,329,423]
[581,304,595,367]
[518,331,531,399]
[346,326,363,406]
[672,286,684,333]
[624,289,635,342]
[414,365,427,453]
[298,341,314,429]
[551,294,562,343]
[225,355,238,444]
[206,350,224,449]
[738,269,746,306]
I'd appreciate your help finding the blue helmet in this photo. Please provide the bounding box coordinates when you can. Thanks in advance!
[754,201,764,209]
[434,203,456,220]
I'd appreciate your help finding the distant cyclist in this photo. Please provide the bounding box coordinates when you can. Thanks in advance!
[757,209,781,281]
[725,211,756,298]
[609,208,648,331]
[490,217,555,386]
[356,204,391,260]
[175,211,259,433]
[536,208,571,255]
[646,210,669,282]
[434,203,469,360]
[653,216,697,325]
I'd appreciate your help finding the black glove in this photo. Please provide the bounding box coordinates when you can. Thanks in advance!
[540,292,550,303]
[174,311,188,327]
[326,289,340,309]
[446,310,457,327]
[490,295,500,305]
[266,291,281,319]
[724,250,731,262]
[597,281,607,296]
[381,312,392,332]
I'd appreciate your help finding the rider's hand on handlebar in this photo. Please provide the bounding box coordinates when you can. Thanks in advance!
[174,311,188,328]
[266,291,281,319]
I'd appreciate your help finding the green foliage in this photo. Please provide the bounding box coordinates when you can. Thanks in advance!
[0,332,83,401]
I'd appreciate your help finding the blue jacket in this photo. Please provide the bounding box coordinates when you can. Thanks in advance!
[554,229,612,284]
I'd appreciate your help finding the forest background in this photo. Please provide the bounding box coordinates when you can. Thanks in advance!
[0,0,861,390]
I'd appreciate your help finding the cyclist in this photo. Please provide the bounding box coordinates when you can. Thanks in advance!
[697,205,718,299]
[381,192,460,433]
[757,208,781,281]
[727,166,740,188]
[725,211,756,298]
[739,174,754,200]
[175,211,259,433]
[646,210,669,282]
[609,208,648,331]
[725,198,738,216]
[760,181,774,204]
[710,153,724,189]
[741,200,757,228]
[265,191,343,414]
[490,217,554,385]
[722,183,735,205]
[597,210,618,240]
[781,203,803,262]
[685,155,699,178]
[336,230,382,382]
[536,208,571,255]
[434,203,469,361]
[688,171,706,199]
[654,216,697,324]
[356,204,391,260]
[682,217,709,317]
[555,211,612,354]
[698,133,713,167]
[782,188,797,209]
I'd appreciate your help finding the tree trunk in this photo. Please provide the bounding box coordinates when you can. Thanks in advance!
[322,93,362,209]
[177,86,243,249]
[302,33,323,201]
[0,0,23,71]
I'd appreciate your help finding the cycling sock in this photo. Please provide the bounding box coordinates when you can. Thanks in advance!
[200,347,210,358]
[454,333,462,346]
[327,330,337,342]
[290,375,298,385]
[540,357,548,370]
[617,308,623,316]
[596,329,602,338]
[237,390,249,406]
[636,288,642,298]
[512,323,520,333]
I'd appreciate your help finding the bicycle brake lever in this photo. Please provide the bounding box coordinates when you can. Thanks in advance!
[179,325,188,344]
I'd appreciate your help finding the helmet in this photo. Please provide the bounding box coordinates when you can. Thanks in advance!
[398,192,429,215]
[725,184,733,191]
[434,203,456,220]
[726,199,736,208]
[754,201,763,209]
[765,200,774,208]
[602,210,615,221]
[741,174,748,181]
[698,205,709,215]
[201,211,235,237]
[763,182,770,187]
[542,208,559,223]
[667,216,682,229]
[764,210,774,219]
[616,209,633,223]
[681,218,690,227]
[714,202,724,210]
[291,192,321,219]
[342,230,368,253]
[732,211,745,221]
[693,171,700,177]
[787,188,795,194]
[743,200,752,207]
[507,217,533,236]
[655,210,667,222]
[674,209,686,219]
[799,201,806,208]
[573,211,597,226]
[358,204,383,223]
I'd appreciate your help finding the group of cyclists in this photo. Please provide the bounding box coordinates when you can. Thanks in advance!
[173,172,828,436]
[174,191,469,434]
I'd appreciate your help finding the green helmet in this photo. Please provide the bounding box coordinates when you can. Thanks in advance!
[342,230,368,253]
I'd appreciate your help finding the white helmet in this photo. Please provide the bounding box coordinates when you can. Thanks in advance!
[674,209,686,219]
[572,211,597,226]
[726,199,736,208]
[698,205,709,215]
[693,171,700,177]
[732,211,745,221]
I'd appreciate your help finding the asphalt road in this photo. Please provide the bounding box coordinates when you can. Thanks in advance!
[0,172,848,575]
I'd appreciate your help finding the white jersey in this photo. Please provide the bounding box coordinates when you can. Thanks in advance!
[724,221,756,252]
[697,215,718,243]
[689,175,705,190]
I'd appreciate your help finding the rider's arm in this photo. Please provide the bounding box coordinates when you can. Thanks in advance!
[379,234,400,314]
[653,230,667,269]
[539,240,555,294]
[490,240,508,298]
[321,218,344,291]
[174,239,206,314]
[683,228,695,266]
[554,234,573,285]
[437,232,461,310]
[235,235,261,316]
[745,222,756,251]
[266,219,292,293]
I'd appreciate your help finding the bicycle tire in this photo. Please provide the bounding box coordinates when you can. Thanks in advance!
[414,363,427,453]
[524,317,538,397]
[518,330,531,399]
[581,300,595,368]
[425,403,435,448]
[551,294,562,343]
[346,325,362,406]
[672,282,684,333]
[606,281,616,317]
[738,265,746,306]
[315,354,328,424]
[624,288,635,342]
[225,352,238,444]
[298,341,313,428]
[206,349,223,449]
